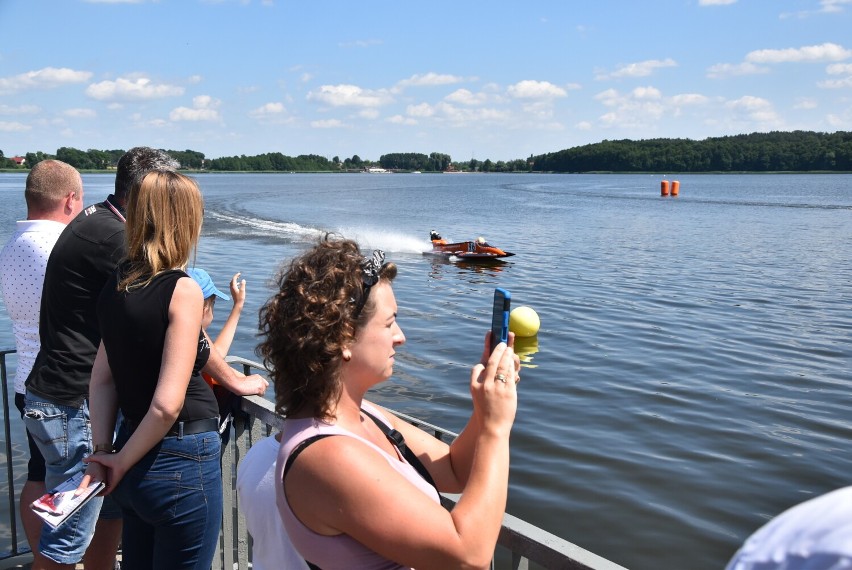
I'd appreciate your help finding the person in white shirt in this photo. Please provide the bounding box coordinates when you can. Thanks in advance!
[0,159,84,552]
[726,486,852,570]
[236,433,308,570]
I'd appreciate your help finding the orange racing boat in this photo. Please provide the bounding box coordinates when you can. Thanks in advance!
[423,230,515,260]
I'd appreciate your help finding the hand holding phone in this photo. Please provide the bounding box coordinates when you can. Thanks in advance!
[490,287,511,352]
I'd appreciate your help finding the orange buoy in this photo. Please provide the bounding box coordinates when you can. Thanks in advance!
[671,180,680,196]
[661,180,670,197]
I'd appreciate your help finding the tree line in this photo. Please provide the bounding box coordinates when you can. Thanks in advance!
[530,131,852,172]
[2,130,851,173]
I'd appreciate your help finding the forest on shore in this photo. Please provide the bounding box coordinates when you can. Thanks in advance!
[2,130,850,173]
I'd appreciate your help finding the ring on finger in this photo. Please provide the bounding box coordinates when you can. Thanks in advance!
[495,373,508,383]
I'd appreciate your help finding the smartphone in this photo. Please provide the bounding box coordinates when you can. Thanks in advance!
[490,287,511,352]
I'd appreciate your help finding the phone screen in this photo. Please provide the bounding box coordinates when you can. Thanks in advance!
[490,287,511,351]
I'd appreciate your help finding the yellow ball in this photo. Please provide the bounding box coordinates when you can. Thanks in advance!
[509,306,540,337]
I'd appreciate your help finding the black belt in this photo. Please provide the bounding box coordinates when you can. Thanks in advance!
[166,417,219,437]
[124,417,219,438]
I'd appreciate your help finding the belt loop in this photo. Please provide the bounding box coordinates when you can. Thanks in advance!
[178,421,185,439]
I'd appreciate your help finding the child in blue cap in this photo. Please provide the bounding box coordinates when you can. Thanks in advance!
[187,268,247,436]
[187,268,246,357]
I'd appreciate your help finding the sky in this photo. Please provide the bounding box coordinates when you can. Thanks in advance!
[1,0,851,163]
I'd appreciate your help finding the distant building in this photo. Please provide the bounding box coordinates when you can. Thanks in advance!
[11,156,25,166]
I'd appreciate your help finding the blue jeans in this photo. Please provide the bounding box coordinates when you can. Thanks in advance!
[23,393,105,564]
[112,425,223,570]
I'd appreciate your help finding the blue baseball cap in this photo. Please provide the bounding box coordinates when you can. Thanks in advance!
[187,268,230,301]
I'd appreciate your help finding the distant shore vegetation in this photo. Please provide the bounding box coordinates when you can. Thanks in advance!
[2,130,851,174]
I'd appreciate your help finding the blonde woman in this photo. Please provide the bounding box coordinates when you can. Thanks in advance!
[84,170,224,569]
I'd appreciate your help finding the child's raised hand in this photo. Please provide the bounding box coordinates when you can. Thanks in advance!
[230,272,246,309]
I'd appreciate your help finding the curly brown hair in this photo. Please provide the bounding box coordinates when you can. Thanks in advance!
[257,235,397,419]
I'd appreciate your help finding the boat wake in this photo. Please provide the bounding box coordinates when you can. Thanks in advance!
[205,210,431,254]
[335,226,432,254]
[205,210,325,243]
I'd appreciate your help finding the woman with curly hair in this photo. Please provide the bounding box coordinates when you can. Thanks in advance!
[258,235,520,570]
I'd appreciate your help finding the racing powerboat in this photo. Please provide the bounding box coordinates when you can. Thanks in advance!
[423,230,515,260]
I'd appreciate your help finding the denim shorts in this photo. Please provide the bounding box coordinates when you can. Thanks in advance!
[22,392,122,564]
[15,392,46,481]
[113,425,223,569]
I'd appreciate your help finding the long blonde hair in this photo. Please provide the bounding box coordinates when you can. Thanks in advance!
[119,170,203,291]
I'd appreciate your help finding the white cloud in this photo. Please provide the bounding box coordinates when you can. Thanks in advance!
[192,95,218,109]
[826,63,852,74]
[433,102,510,125]
[0,67,92,95]
[64,108,97,118]
[188,75,203,84]
[699,0,736,5]
[507,80,567,99]
[746,42,852,64]
[249,102,286,119]
[170,107,220,121]
[826,109,852,128]
[706,62,770,78]
[359,108,380,119]
[780,0,852,19]
[794,98,818,109]
[407,103,435,118]
[517,101,554,120]
[592,87,710,129]
[726,95,773,111]
[0,104,39,115]
[311,119,345,128]
[597,58,677,80]
[86,77,184,101]
[0,121,31,132]
[387,115,417,125]
[820,56,852,88]
[307,84,393,108]
[819,76,852,88]
[631,86,662,100]
[670,93,709,105]
[397,73,464,88]
[169,95,221,122]
[820,0,852,13]
[445,89,489,106]
[725,95,781,124]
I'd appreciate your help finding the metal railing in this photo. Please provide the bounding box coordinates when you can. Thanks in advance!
[219,356,626,570]
[0,351,627,570]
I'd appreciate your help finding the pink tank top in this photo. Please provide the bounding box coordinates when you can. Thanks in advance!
[275,401,441,570]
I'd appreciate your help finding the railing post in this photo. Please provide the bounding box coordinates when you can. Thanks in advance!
[1,350,20,557]
[233,404,251,569]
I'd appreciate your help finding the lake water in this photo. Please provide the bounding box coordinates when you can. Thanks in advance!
[0,172,850,569]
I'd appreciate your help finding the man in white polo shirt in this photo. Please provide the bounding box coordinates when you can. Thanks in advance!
[0,159,84,553]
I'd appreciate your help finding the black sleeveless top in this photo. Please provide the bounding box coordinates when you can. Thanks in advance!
[97,265,217,425]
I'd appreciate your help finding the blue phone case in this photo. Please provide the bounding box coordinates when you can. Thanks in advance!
[490,287,511,350]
